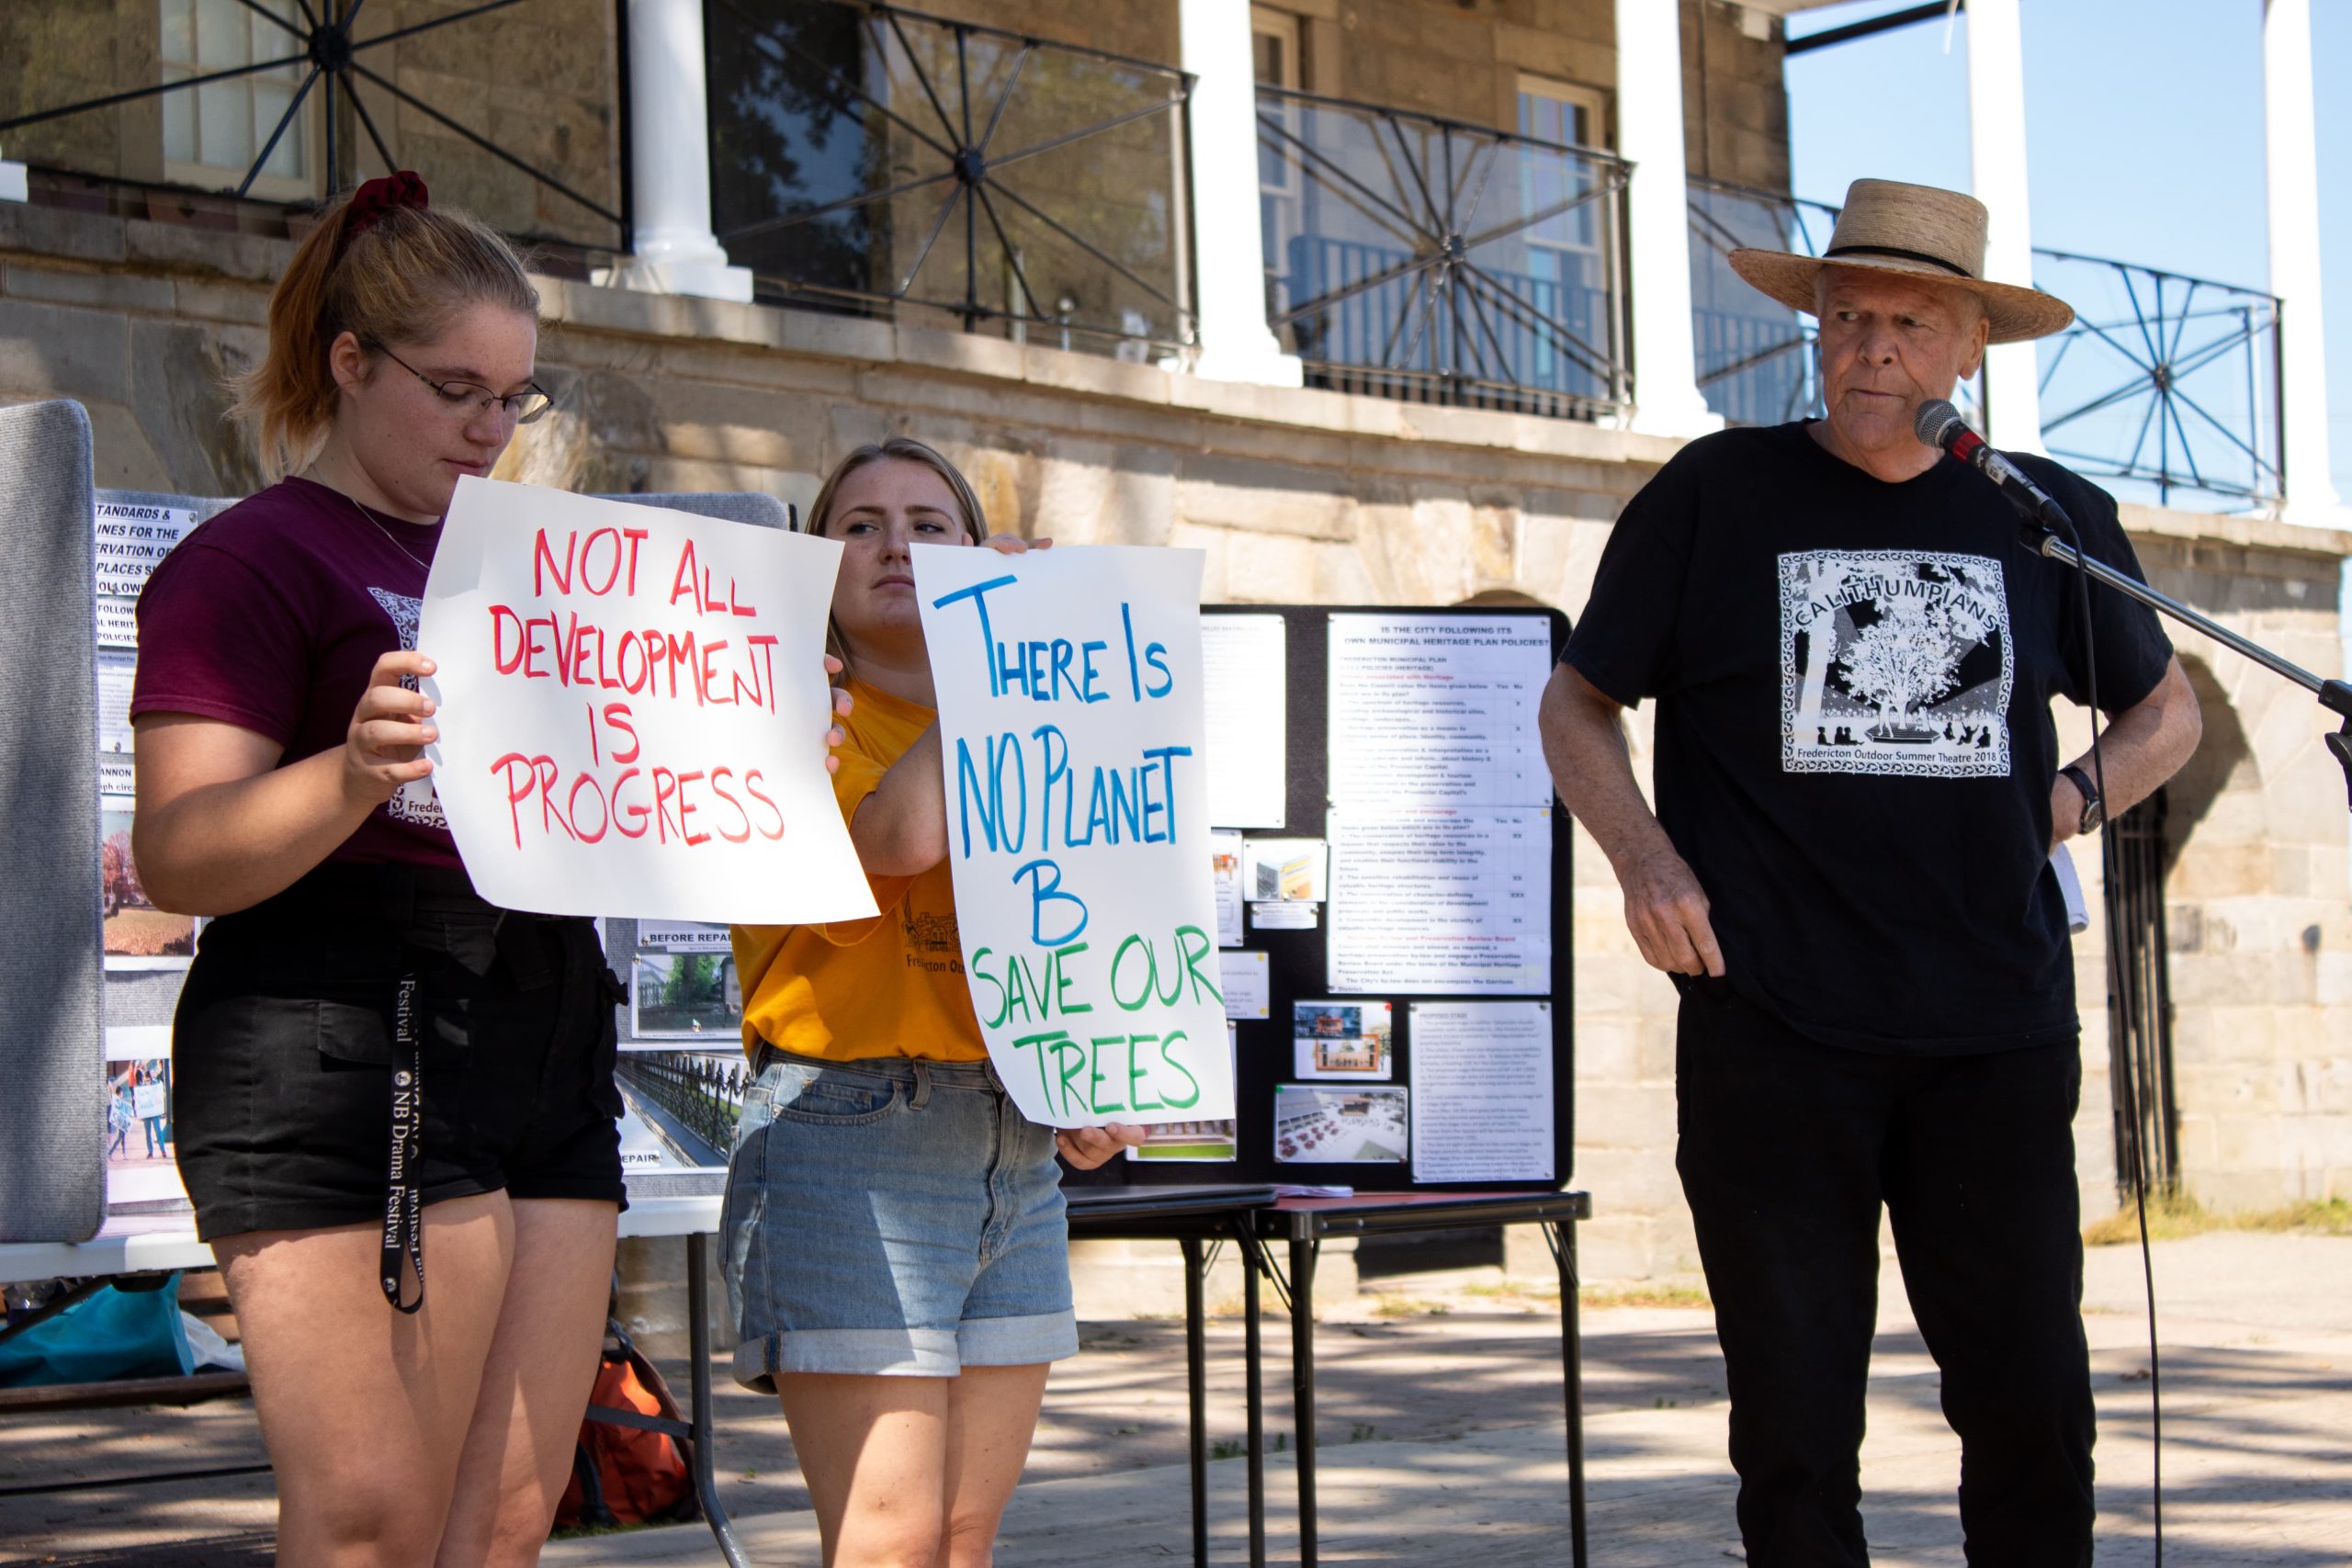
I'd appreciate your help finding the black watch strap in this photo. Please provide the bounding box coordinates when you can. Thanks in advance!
[2059,763,2103,833]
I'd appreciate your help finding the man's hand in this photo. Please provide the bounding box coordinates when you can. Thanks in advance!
[1618,845,1726,977]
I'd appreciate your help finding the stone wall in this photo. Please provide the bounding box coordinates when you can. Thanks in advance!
[3,201,2346,1296]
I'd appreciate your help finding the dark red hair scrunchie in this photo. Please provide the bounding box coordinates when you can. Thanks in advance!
[346,170,429,239]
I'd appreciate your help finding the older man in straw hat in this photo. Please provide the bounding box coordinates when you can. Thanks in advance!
[1541,179,2201,1563]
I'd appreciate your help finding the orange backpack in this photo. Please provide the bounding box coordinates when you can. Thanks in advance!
[554,1320,699,1531]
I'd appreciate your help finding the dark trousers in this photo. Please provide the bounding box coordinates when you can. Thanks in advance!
[1674,980,2096,1567]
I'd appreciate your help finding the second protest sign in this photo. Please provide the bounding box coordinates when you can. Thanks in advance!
[913,545,1234,1129]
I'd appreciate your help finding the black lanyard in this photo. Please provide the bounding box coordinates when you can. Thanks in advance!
[380,975,425,1314]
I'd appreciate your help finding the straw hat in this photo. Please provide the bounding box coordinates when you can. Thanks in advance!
[1729,178,2074,344]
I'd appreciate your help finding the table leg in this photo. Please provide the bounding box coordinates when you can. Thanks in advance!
[1290,1230,1318,1568]
[686,1232,751,1568]
[1240,1224,1265,1568]
[1551,1220,1588,1568]
[1182,1236,1208,1568]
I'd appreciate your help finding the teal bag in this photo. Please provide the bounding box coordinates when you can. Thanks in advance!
[0,1274,193,1387]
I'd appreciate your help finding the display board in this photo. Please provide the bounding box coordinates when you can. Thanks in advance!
[1069,604,1573,1194]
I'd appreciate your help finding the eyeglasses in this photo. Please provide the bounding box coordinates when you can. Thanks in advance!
[371,343,553,424]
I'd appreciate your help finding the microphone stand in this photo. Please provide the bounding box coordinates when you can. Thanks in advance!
[2015,509,2352,809]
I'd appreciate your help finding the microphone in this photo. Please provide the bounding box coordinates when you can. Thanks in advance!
[1914,399,2073,534]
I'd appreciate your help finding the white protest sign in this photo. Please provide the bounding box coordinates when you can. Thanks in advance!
[418,477,876,924]
[913,545,1235,1129]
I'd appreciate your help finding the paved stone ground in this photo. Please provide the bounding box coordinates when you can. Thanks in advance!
[6,1232,2350,1564]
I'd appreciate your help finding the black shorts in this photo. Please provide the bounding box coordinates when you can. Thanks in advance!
[173,863,627,1242]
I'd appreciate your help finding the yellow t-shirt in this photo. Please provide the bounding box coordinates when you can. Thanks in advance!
[731,678,988,1063]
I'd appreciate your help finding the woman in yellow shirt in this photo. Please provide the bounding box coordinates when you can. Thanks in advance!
[724,437,1141,1568]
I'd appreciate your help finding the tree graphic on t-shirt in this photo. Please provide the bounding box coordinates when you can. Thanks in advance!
[1838,598,1968,737]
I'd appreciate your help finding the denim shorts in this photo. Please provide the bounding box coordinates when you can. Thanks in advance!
[720,1045,1079,1386]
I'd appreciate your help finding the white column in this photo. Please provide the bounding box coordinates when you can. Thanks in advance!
[0,160,25,204]
[2265,0,2342,516]
[1178,0,1301,386]
[1964,0,2045,453]
[608,0,752,303]
[1613,0,1721,437]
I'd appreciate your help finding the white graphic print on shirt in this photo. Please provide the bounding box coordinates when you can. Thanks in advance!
[367,586,448,829]
[1779,550,2013,778]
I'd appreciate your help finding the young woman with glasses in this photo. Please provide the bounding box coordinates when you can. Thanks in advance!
[129,174,840,1566]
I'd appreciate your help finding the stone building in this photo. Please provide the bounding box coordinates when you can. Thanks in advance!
[1,0,2346,1314]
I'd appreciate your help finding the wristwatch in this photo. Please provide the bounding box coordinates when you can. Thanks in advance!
[2059,763,2104,834]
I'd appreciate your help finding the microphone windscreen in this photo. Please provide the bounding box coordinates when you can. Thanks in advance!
[1914,398,1963,450]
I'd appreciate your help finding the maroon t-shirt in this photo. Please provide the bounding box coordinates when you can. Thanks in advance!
[131,475,461,872]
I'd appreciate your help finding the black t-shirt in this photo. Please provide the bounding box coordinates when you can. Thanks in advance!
[1562,421,2174,1055]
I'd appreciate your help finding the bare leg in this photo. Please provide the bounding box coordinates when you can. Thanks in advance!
[217,1192,516,1568]
[778,1363,1049,1568]
[939,1364,1050,1568]
[434,1198,621,1568]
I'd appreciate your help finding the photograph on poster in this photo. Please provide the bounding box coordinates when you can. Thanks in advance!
[1211,830,1245,947]
[612,1046,746,1172]
[1274,1085,1408,1164]
[1129,1026,1238,1162]
[636,920,734,953]
[1292,999,1393,1079]
[104,1050,188,1210]
[630,951,742,1041]
[100,800,196,968]
[1244,838,1328,902]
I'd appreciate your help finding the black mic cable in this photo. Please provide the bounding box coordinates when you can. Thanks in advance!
[1916,398,2164,1565]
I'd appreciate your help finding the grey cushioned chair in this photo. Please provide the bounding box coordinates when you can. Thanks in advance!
[594,491,797,531]
[1,401,107,1241]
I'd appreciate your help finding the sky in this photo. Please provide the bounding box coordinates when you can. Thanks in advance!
[1782,0,2352,510]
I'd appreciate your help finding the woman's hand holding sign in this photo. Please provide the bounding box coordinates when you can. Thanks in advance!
[1055,1123,1148,1168]
[341,649,440,807]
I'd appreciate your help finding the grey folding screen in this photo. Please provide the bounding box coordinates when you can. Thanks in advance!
[0,400,106,1241]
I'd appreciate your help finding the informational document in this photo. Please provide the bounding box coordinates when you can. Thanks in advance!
[1201,614,1287,828]
[96,648,137,796]
[94,499,198,649]
[914,544,1235,1129]
[418,478,875,925]
[1211,829,1245,946]
[1327,807,1551,993]
[1221,950,1271,1020]
[1326,615,1553,807]
[1409,1000,1555,1183]
[1250,900,1317,931]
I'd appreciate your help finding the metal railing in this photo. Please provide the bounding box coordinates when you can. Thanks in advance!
[704,0,1194,359]
[617,1051,751,1163]
[2034,250,2282,508]
[2104,791,2180,1203]
[0,0,621,246]
[1687,176,1840,426]
[1688,179,2281,510]
[1257,85,1632,420]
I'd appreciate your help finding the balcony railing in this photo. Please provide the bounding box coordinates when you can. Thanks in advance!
[2033,250,2282,509]
[1689,179,2283,511]
[704,0,1194,359]
[1257,86,1632,421]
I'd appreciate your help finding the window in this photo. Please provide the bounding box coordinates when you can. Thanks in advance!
[159,0,314,197]
[1515,75,1607,258]
[1253,7,1304,321]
